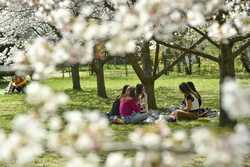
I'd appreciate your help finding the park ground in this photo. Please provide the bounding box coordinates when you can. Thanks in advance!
[0,70,250,167]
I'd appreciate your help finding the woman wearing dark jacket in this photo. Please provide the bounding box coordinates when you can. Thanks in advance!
[108,85,130,117]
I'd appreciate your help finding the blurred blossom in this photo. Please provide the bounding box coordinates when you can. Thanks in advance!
[26,82,69,116]
[208,22,237,41]
[75,134,95,151]
[187,5,205,26]
[192,124,250,167]
[48,116,63,131]
[106,36,136,54]
[191,128,216,155]
[142,133,161,149]
[222,79,250,118]
[64,111,85,135]
[0,114,45,165]
[105,153,132,167]
[14,38,65,79]
[47,132,61,151]
[66,157,86,167]
[172,130,190,150]
[13,114,46,142]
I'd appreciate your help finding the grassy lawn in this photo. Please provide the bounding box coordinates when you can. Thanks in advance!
[0,72,250,166]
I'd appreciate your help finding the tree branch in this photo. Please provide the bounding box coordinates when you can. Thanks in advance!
[189,26,220,48]
[154,38,219,63]
[154,37,206,80]
[103,55,114,64]
[230,33,250,43]
[127,54,145,82]
[233,39,250,59]
[104,0,116,11]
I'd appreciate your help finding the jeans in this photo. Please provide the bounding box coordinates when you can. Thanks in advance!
[122,112,148,124]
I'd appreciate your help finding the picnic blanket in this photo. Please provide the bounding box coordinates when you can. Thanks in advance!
[163,107,218,118]
[107,108,218,124]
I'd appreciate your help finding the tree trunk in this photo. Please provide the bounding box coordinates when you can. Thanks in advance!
[142,41,153,76]
[96,60,108,98]
[141,41,157,109]
[92,59,108,98]
[143,79,157,109]
[71,64,81,90]
[219,43,237,127]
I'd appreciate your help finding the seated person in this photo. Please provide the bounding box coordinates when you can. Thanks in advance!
[168,82,200,122]
[135,84,148,113]
[107,84,130,119]
[7,75,27,94]
[119,87,148,124]
[187,81,202,107]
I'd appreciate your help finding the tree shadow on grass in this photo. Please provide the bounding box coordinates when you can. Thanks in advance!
[64,88,118,112]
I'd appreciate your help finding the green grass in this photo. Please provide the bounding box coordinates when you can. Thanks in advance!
[0,72,250,166]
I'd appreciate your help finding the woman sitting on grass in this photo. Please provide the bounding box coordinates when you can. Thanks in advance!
[187,81,202,107]
[6,75,27,94]
[168,82,200,122]
[136,83,148,113]
[107,84,129,118]
[119,87,148,124]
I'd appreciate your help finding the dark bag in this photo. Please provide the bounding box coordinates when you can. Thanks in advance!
[107,97,120,117]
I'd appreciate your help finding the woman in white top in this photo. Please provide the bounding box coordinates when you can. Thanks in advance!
[168,82,200,121]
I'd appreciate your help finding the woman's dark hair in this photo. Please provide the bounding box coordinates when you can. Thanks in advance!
[127,87,136,98]
[179,82,192,95]
[135,84,144,97]
[187,82,197,92]
[187,81,202,105]
[121,84,129,95]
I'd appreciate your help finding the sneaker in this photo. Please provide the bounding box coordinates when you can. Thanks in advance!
[112,118,124,124]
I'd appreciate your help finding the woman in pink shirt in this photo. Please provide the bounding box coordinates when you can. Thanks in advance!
[119,87,148,123]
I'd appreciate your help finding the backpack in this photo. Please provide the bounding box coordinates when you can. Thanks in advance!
[108,97,120,117]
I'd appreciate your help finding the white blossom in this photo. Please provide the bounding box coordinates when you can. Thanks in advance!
[222,79,250,119]
[105,153,132,167]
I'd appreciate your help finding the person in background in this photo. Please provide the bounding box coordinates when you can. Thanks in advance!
[187,81,202,107]
[119,87,148,124]
[168,82,200,122]
[6,75,27,94]
[135,83,148,113]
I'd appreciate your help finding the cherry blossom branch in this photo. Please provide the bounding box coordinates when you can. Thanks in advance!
[233,39,250,59]
[154,38,219,62]
[189,26,220,48]
[230,33,250,43]
[154,36,206,80]
[127,53,145,82]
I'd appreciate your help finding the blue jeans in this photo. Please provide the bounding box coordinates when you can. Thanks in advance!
[122,112,148,124]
